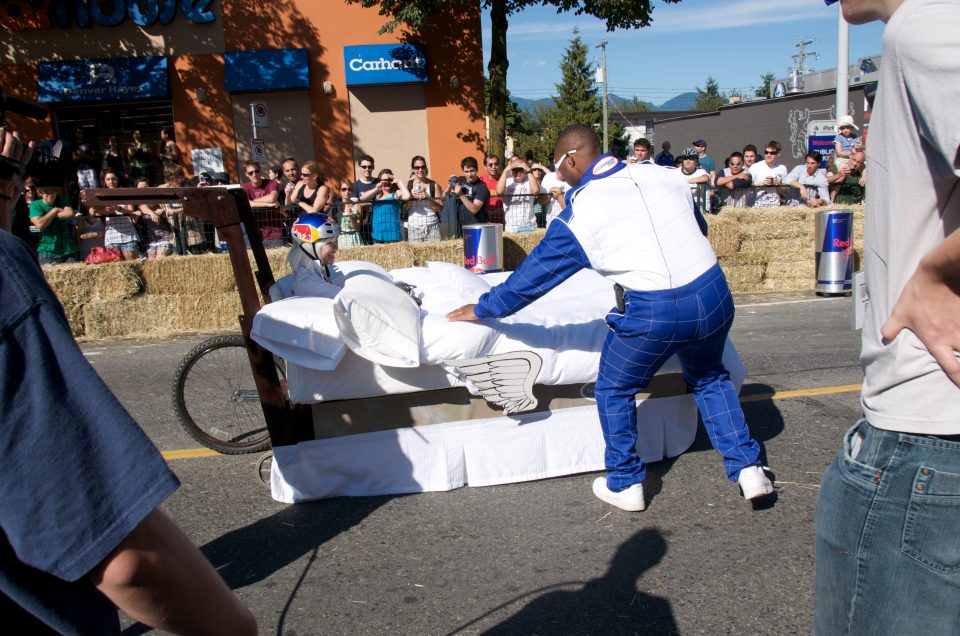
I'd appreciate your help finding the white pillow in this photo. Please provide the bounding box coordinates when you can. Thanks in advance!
[427,261,491,304]
[251,297,346,371]
[337,260,394,283]
[333,275,421,368]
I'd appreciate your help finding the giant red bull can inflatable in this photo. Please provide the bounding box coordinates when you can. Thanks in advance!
[463,223,503,274]
[815,209,853,294]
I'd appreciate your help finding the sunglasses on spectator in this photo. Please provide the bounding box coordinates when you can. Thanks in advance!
[340,186,350,191]
[729,162,743,167]
[764,150,779,155]
[380,179,393,184]
[412,165,426,170]
[246,169,260,175]
[360,164,373,169]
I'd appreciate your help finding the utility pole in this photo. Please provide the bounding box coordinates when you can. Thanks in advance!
[596,38,608,153]
[793,38,819,76]
[836,12,850,121]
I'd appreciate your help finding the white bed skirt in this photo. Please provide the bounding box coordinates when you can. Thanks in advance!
[271,394,698,503]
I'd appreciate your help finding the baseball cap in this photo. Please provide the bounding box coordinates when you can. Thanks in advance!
[692,139,707,147]
[824,0,838,4]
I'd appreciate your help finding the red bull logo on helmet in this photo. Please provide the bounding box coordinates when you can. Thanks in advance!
[291,222,321,244]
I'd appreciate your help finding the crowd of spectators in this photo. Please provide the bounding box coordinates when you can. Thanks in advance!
[636,117,866,213]
[13,118,867,266]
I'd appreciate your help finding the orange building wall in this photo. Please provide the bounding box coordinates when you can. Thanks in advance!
[2,1,485,185]
[1,62,54,142]
[219,0,484,183]
[170,55,237,178]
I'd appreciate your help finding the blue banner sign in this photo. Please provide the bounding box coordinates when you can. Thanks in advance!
[224,49,310,93]
[47,0,215,28]
[343,43,427,86]
[37,56,169,103]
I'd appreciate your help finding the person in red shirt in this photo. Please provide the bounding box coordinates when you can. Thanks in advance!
[479,154,504,224]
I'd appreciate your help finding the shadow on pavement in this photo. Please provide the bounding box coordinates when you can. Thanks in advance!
[448,528,677,635]
[121,495,391,636]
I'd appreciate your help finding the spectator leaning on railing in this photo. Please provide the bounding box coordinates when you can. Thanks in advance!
[28,180,76,265]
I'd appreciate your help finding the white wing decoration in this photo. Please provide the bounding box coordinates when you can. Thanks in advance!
[443,351,543,415]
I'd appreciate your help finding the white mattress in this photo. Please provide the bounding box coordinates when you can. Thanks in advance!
[277,268,669,403]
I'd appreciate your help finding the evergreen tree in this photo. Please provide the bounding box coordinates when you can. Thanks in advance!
[691,76,726,112]
[754,72,776,97]
[515,29,629,161]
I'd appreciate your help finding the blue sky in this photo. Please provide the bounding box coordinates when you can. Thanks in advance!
[480,0,885,106]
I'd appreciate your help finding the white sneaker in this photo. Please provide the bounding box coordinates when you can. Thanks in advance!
[738,466,774,500]
[592,477,645,511]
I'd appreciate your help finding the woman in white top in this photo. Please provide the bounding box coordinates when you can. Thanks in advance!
[496,155,541,233]
[93,169,141,260]
[404,155,442,243]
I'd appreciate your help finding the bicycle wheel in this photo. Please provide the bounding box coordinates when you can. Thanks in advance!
[173,334,278,454]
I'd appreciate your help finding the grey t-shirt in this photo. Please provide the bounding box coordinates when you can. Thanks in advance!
[860,0,960,434]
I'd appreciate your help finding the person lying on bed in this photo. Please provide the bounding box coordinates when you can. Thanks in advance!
[447,124,774,513]
[288,212,344,298]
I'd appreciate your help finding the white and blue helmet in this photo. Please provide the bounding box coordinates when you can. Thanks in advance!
[291,212,340,260]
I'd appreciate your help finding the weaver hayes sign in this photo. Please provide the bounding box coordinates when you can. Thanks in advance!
[343,43,427,86]
[0,0,215,30]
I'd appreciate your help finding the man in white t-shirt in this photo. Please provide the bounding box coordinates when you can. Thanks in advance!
[748,141,788,207]
[496,155,541,233]
[814,1,960,634]
[539,167,570,226]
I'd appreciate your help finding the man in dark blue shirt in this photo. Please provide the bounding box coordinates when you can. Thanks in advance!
[0,127,256,634]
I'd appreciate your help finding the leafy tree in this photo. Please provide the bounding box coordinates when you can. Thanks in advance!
[484,76,528,137]
[691,76,726,112]
[754,72,776,98]
[345,0,682,160]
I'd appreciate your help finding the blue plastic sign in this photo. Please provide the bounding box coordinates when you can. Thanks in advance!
[808,135,835,167]
[37,56,169,103]
[343,44,427,86]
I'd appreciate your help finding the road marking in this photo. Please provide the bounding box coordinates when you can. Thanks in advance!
[162,448,221,460]
[160,383,864,460]
[740,383,862,403]
[738,297,846,309]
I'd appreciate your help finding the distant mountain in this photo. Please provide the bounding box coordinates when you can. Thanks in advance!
[512,92,697,113]
[656,92,698,112]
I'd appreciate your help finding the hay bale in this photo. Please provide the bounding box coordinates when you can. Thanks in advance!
[720,253,767,267]
[409,238,465,267]
[61,301,86,337]
[169,293,244,331]
[765,260,813,280]
[84,296,172,339]
[43,260,141,305]
[707,218,741,258]
[84,292,245,338]
[741,236,814,262]
[740,217,810,241]
[720,264,765,292]
[141,253,237,294]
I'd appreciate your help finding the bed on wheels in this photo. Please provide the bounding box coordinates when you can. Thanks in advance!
[82,186,746,504]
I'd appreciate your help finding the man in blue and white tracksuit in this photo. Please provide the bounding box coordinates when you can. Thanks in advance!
[448,125,773,511]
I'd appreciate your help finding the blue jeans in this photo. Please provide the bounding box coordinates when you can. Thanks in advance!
[595,264,761,491]
[815,418,960,635]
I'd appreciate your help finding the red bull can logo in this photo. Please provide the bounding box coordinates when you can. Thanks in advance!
[463,223,503,274]
[815,209,854,294]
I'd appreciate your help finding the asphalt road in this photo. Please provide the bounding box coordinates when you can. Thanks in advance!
[81,291,862,636]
